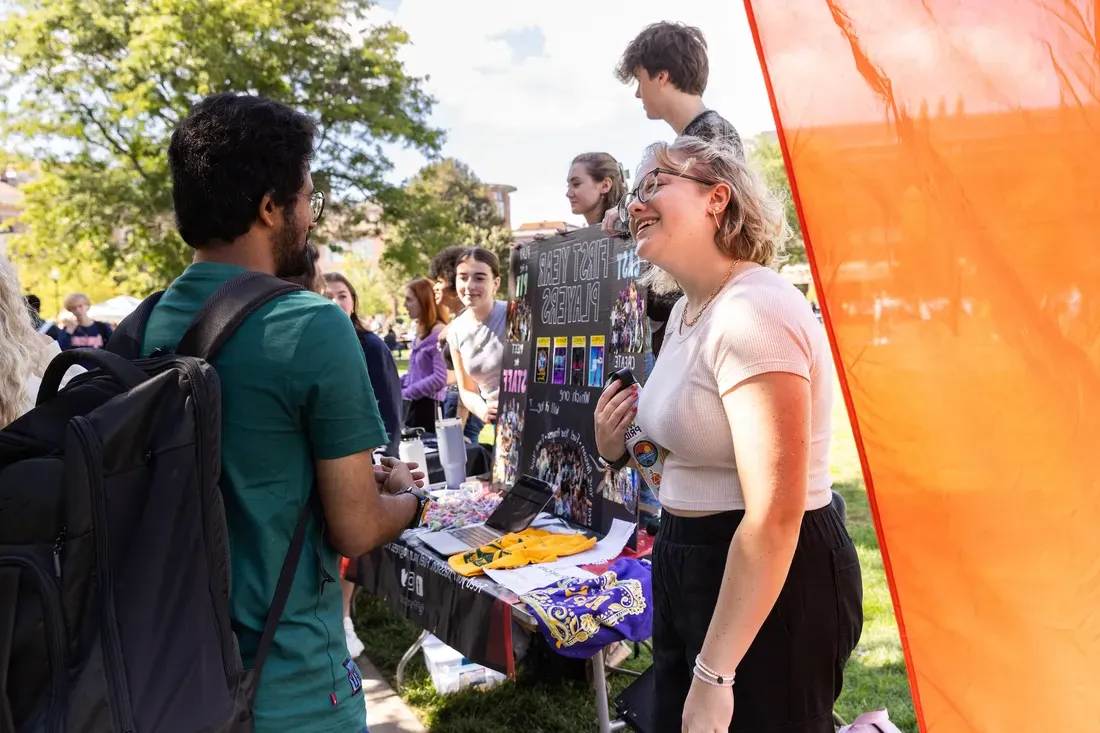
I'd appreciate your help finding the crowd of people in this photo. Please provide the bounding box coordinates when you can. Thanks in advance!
[505,294,531,343]
[0,19,865,733]
[491,396,525,488]
[396,246,512,446]
[610,281,646,354]
[597,465,639,514]
[534,439,593,526]
[19,291,115,352]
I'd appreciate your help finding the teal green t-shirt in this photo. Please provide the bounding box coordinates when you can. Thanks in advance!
[141,262,386,733]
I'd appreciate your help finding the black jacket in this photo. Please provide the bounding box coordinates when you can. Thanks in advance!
[357,329,403,456]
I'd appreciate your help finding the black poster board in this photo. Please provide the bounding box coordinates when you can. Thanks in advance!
[492,225,645,548]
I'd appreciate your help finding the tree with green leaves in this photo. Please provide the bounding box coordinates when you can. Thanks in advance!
[0,0,442,296]
[748,135,807,265]
[382,158,514,283]
[331,249,407,323]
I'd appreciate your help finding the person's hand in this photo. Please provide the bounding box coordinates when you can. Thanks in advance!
[681,678,734,733]
[594,379,637,461]
[377,456,426,494]
[373,464,410,490]
[601,208,622,236]
[483,395,499,424]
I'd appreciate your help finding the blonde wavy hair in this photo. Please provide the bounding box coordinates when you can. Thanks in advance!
[636,136,790,294]
[0,255,48,426]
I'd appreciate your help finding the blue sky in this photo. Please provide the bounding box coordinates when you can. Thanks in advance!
[368,1,778,228]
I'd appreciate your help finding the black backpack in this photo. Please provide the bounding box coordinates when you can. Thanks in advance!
[0,272,309,733]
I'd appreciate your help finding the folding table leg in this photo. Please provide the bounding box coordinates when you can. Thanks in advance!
[395,629,430,691]
[591,650,628,732]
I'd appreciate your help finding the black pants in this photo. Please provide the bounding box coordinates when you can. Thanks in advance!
[652,506,863,732]
[404,397,438,434]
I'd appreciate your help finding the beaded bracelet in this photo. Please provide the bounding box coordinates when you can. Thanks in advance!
[693,665,735,687]
[694,664,734,686]
[693,655,735,687]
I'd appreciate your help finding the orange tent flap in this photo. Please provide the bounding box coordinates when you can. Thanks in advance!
[744,2,1100,731]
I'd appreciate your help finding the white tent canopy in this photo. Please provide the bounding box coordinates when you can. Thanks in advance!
[87,295,141,323]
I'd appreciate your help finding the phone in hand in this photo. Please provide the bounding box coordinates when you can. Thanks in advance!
[606,367,637,391]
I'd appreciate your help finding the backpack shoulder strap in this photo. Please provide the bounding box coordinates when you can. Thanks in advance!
[106,291,166,360]
[250,496,315,676]
[176,272,302,361]
[0,566,20,732]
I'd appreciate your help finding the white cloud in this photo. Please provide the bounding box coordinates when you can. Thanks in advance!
[368,1,777,228]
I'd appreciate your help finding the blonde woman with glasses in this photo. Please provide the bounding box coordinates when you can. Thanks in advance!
[594,137,862,732]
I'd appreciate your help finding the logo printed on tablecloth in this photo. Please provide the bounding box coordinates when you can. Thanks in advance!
[400,569,425,597]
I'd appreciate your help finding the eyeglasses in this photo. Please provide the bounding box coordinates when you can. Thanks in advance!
[306,190,326,223]
[617,167,718,225]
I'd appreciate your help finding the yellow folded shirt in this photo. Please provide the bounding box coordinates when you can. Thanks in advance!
[448,528,597,577]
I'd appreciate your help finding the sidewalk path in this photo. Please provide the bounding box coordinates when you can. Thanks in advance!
[360,656,427,733]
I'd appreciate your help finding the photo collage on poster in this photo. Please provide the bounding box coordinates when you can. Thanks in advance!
[492,225,647,547]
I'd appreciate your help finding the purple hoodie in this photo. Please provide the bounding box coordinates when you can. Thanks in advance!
[400,328,448,402]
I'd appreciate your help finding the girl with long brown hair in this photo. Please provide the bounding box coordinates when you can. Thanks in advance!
[400,277,449,433]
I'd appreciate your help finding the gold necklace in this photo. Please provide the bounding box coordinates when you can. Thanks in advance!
[681,261,740,329]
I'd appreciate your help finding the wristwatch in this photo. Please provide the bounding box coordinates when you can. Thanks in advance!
[596,450,630,472]
[395,486,430,530]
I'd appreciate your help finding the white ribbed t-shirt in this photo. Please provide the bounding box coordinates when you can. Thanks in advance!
[636,266,834,512]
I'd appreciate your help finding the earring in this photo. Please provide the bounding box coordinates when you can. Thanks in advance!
[711,209,721,229]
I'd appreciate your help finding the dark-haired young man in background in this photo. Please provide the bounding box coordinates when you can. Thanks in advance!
[143,92,424,733]
[601,20,744,238]
[603,22,748,529]
[615,20,743,154]
[605,20,747,362]
[24,293,61,338]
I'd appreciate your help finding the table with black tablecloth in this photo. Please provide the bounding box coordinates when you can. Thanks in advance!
[348,527,654,733]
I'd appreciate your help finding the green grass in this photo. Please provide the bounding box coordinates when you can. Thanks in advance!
[367,373,916,731]
[827,387,916,731]
[355,592,657,732]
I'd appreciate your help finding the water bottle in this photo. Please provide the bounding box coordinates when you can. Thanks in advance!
[398,427,427,475]
[435,417,468,489]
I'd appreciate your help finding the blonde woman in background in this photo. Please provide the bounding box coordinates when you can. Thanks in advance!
[0,256,82,427]
[594,137,862,732]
